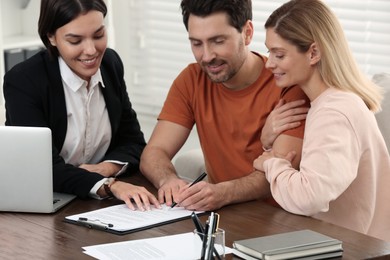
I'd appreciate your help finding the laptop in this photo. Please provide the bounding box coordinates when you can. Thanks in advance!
[0,126,76,213]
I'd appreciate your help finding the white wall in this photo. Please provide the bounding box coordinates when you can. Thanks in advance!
[110,0,200,153]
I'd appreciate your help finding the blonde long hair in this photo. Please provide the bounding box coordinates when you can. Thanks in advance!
[265,0,383,112]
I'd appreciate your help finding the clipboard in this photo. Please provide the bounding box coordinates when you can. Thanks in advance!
[64,204,205,235]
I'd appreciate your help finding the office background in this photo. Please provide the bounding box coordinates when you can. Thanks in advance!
[1,0,390,153]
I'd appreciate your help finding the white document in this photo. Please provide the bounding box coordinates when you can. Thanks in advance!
[65,204,204,233]
[82,232,233,260]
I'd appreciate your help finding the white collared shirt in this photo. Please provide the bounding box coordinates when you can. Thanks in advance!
[58,57,126,199]
[58,57,111,166]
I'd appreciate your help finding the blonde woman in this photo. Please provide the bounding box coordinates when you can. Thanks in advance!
[254,0,390,241]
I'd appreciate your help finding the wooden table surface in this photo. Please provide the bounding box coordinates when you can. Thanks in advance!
[1,172,390,259]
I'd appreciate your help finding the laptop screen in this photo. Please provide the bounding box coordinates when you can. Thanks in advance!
[0,126,75,213]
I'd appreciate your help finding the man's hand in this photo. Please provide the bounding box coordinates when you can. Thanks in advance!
[172,181,227,211]
[166,170,272,211]
[157,177,189,206]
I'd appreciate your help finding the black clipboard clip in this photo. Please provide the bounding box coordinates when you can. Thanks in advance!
[77,217,114,230]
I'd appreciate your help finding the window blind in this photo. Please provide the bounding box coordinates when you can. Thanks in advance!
[118,0,390,118]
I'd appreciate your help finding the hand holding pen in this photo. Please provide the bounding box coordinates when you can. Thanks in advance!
[171,172,207,208]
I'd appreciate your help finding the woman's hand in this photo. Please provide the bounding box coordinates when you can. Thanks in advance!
[100,181,161,211]
[253,150,297,172]
[261,99,309,150]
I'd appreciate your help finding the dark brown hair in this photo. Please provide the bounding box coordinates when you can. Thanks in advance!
[180,0,252,33]
[38,0,107,58]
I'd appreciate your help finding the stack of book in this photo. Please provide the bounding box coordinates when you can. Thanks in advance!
[232,229,343,260]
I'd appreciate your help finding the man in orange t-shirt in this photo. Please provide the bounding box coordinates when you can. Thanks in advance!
[140,0,309,211]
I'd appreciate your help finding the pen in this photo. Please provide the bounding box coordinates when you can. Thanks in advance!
[77,217,114,230]
[211,213,222,260]
[200,220,209,260]
[204,212,216,260]
[191,212,205,233]
[213,213,220,233]
[171,172,207,208]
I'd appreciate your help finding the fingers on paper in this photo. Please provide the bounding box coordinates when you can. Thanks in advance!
[158,188,174,206]
[121,187,161,211]
[158,183,183,207]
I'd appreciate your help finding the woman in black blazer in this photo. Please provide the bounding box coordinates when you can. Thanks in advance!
[3,0,159,211]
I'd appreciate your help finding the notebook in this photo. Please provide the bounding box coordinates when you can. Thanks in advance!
[233,229,343,260]
[0,126,76,213]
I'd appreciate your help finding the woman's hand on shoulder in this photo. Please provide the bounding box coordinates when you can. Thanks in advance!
[261,99,308,149]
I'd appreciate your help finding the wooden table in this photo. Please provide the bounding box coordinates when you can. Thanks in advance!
[1,172,390,259]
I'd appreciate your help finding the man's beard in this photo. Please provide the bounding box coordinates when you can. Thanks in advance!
[202,59,237,83]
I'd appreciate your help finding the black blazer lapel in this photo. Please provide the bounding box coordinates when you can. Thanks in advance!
[100,68,122,137]
[43,52,68,151]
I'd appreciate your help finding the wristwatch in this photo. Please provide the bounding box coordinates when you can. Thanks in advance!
[103,177,116,197]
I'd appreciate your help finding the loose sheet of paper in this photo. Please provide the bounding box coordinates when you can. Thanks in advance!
[65,204,203,232]
[82,232,233,260]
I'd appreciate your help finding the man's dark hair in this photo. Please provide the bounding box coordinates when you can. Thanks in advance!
[38,0,107,58]
[180,0,252,32]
